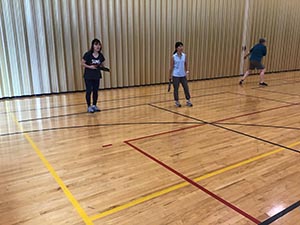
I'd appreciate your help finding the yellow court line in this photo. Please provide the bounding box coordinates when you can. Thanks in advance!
[6,104,94,225]
[90,141,300,221]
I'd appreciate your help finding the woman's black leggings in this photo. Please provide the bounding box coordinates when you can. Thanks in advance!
[85,79,100,106]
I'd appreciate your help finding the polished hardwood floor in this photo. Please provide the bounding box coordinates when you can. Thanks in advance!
[1,72,300,225]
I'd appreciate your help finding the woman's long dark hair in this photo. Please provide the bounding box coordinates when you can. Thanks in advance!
[173,41,183,54]
[90,38,102,53]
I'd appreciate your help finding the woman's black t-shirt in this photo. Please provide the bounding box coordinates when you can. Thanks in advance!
[82,51,105,80]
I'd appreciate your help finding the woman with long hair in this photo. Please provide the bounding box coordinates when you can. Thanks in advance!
[81,38,106,113]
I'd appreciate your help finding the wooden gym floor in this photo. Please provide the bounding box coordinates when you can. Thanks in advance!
[1,72,300,225]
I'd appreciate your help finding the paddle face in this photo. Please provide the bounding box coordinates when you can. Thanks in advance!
[168,79,172,92]
[99,66,110,72]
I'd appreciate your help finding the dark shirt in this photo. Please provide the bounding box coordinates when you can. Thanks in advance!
[83,51,105,80]
[250,43,267,62]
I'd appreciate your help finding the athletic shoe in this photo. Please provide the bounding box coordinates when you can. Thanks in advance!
[92,105,101,112]
[259,82,268,86]
[87,106,94,113]
[239,80,244,85]
[186,100,193,107]
[175,101,182,107]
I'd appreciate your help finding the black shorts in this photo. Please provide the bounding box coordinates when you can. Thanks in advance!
[249,60,265,70]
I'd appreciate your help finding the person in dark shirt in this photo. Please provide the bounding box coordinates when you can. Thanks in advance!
[239,38,268,86]
[81,39,106,113]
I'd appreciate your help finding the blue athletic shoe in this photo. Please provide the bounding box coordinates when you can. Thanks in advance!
[186,100,193,107]
[91,105,101,112]
[87,106,94,113]
[175,101,182,107]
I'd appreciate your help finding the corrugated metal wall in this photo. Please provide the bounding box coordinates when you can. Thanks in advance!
[248,0,300,72]
[1,0,300,98]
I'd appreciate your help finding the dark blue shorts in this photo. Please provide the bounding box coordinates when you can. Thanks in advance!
[249,60,265,70]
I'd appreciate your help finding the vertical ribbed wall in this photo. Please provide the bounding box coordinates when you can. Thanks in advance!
[248,0,300,72]
[0,0,300,98]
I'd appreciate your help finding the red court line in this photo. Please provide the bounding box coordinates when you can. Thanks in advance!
[226,91,294,104]
[126,124,204,142]
[125,141,261,224]
[255,88,300,97]
[251,79,300,89]
[102,144,112,147]
[123,95,300,223]
[215,103,298,123]
[126,102,298,143]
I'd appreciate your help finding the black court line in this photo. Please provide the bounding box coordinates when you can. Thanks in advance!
[282,78,300,83]
[10,72,291,115]
[5,91,300,139]
[22,85,300,124]
[16,104,146,122]
[0,102,85,115]
[255,88,300,98]
[5,93,300,137]
[0,82,237,115]
[17,105,146,123]
[239,78,293,87]
[17,92,228,123]
[214,122,300,131]
[2,71,298,115]
[251,79,300,90]
[226,91,296,105]
[259,201,300,225]
[0,94,166,115]
[98,82,234,103]
[0,121,204,137]
[148,104,300,154]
